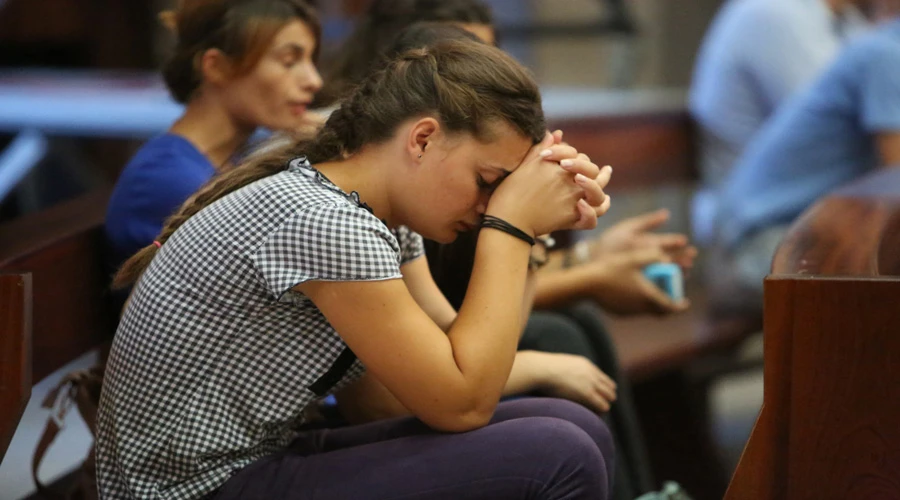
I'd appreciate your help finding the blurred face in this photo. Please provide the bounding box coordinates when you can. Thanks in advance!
[406,121,532,243]
[455,22,496,45]
[220,19,323,132]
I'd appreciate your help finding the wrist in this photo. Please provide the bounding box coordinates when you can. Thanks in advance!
[481,214,535,246]
[528,351,560,389]
[484,206,534,239]
[514,351,548,389]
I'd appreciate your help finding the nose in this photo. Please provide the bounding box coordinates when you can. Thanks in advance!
[300,61,323,94]
[475,192,490,215]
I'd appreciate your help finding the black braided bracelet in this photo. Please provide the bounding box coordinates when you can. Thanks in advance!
[480,215,535,246]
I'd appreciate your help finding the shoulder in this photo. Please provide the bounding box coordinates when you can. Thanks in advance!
[296,201,395,241]
[120,134,215,185]
[250,199,402,298]
[809,22,900,87]
[844,22,900,62]
[109,135,215,213]
[717,0,804,29]
[741,0,814,23]
[249,162,400,251]
[699,0,803,62]
[391,225,425,265]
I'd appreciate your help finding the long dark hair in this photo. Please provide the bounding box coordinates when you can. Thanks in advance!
[113,37,544,289]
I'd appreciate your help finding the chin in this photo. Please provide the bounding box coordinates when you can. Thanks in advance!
[421,227,461,244]
[432,232,459,244]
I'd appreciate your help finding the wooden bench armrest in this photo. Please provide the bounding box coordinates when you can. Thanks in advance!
[0,273,32,460]
[726,168,900,499]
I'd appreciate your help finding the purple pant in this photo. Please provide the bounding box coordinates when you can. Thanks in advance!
[213,398,613,500]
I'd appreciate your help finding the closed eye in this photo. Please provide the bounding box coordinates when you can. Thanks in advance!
[477,175,504,191]
[275,44,306,68]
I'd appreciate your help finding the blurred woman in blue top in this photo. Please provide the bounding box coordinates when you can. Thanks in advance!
[106,0,323,266]
[714,17,900,307]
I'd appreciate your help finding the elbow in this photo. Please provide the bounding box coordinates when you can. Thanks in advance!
[418,399,495,433]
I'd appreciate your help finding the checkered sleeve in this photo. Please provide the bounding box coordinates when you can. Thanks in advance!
[252,202,402,300]
[392,225,425,265]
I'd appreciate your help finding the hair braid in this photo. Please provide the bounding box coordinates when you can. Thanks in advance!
[115,38,544,289]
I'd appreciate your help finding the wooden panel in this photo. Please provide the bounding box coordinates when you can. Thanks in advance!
[728,168,900,499]
[0,0,155,68]
[725,277,797,499]
[785,279,900,498]
[0,273,31,459]
[547,112,697,191]
[729,278,900,499]
[0,0,88,41]
[0,188,114,383]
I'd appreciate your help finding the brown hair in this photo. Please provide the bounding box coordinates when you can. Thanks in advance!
[113,38,544,289]
[385,22,482,60]
[315,0,493,107]
[160,0,321,104]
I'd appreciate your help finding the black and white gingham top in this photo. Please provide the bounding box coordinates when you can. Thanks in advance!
[97,157,424,499]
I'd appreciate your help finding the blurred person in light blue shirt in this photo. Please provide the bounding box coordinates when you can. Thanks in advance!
[715,17,900,305]
[689,0,872,244]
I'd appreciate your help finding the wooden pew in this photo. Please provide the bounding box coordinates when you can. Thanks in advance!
[725,168,900,499]
[0,273,31,458]
[0,188,115,460]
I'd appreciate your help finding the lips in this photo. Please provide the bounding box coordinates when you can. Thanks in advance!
[288,102,309,115]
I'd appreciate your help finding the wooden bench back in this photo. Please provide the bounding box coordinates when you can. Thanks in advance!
[726,168,900,499]
[0,188,115,459]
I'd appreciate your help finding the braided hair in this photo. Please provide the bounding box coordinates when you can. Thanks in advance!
[113,37,544,289]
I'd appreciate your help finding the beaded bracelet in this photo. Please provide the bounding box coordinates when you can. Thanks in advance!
[480,215,535,246]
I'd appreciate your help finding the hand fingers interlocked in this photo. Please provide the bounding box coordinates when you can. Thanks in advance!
[541,131,612,230]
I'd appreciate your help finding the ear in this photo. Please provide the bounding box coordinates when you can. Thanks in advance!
[198,48,233,87]
[405,117,440,163]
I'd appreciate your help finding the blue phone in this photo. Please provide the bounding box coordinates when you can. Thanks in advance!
[643,263,684,301]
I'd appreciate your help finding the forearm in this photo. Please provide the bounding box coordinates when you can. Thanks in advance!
[447,229,531,412]
[503,350,550,395]
[521,269,537,325]
[339,351,552,424]
[532,265,596,310]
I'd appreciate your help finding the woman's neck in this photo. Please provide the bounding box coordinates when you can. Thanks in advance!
[169,95,255,170]
[315,146,397,226]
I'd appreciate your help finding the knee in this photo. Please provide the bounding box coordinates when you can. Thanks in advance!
[510,417,611,499]
[507,398,615,459]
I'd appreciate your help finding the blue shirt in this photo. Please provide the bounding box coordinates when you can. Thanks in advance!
[719,19,900,247]
[689,0,867,243]
[105,134,216,264]
[691,0,867,185]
